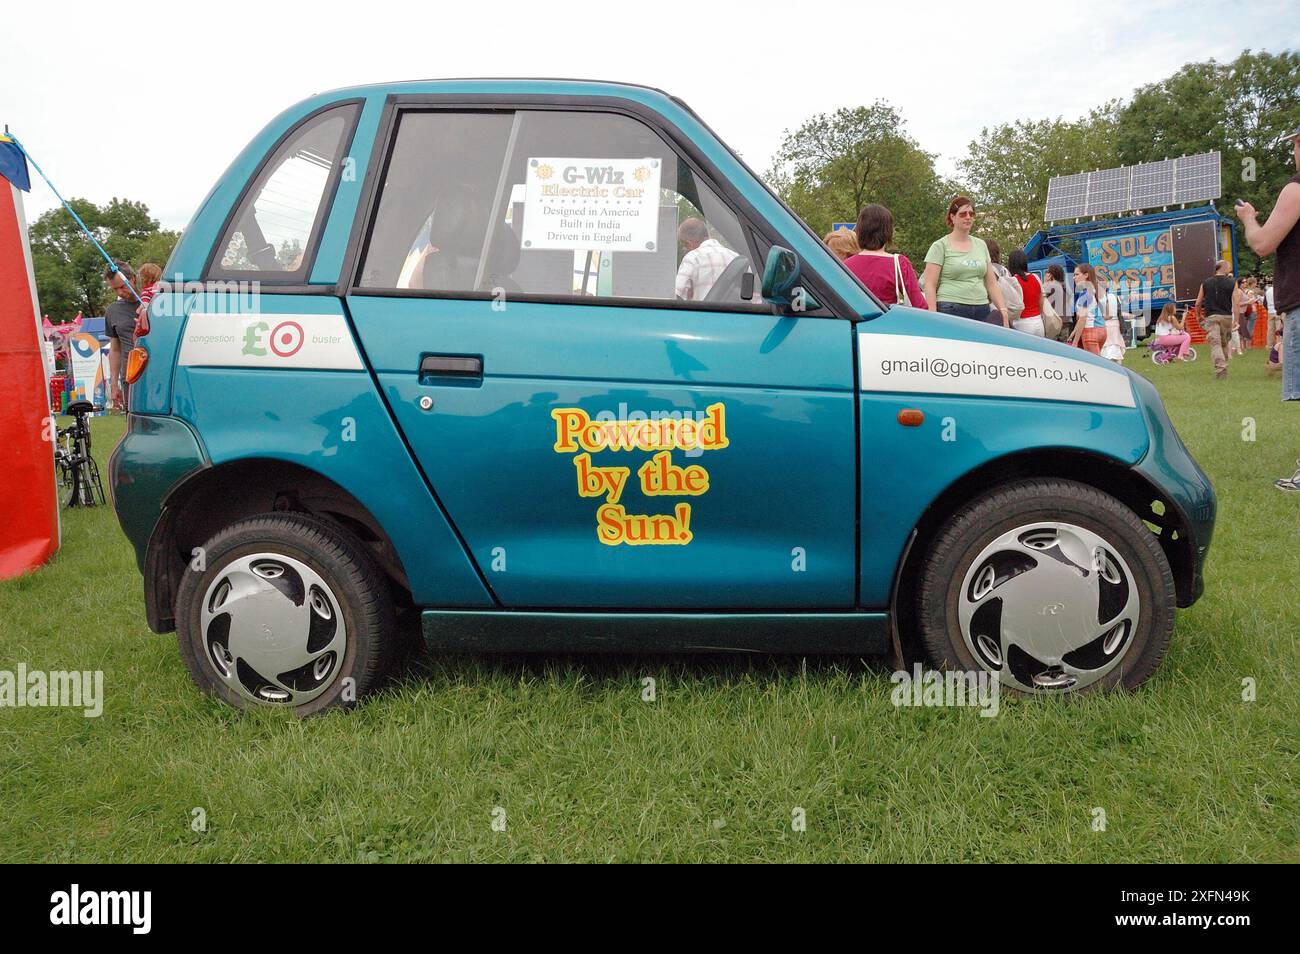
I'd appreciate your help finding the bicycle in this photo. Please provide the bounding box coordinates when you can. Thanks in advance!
[54,400,106,508]
[1149,338,1198,366]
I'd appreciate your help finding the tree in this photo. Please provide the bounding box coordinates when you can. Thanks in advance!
[1222,50,1300,274]
[959,103,1121,251]
[765,103,952,264]
[1115,49,1300,273]
[277,239,305,270]
[136,229,182,272]
[29,198,181,318]
[1113,60,1229,166]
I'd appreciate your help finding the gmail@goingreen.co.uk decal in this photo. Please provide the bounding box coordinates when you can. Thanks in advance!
[861,335,1137,407]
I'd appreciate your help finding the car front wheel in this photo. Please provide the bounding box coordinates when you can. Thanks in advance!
[917,479,1176,694]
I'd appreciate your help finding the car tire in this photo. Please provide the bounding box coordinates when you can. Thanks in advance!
[175,512,396,714]
[916,479,1176,695]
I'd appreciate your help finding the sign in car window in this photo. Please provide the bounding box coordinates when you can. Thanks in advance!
[521,158,662,252]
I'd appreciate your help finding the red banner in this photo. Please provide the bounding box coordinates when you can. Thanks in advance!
[0,182,59,578]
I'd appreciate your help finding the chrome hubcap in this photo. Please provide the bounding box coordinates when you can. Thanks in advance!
[200,553,346,706]
[957,522,1140,692]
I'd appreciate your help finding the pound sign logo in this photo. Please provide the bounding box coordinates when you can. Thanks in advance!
[242,320,269,356]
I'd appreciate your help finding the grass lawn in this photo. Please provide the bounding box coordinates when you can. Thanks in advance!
[1,346,1297,863]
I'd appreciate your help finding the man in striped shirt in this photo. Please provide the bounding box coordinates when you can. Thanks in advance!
[674,218,738,301]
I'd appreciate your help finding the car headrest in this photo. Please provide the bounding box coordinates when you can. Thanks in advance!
[485,223,521,276]
[426,186,488,255]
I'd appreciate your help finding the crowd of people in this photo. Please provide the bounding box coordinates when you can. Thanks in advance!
[824,196,1146,358]
[821,195,1280,365]
[1193,263,1284,377]
[822,126,1298,493]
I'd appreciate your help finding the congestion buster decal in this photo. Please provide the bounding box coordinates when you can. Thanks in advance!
[859,334,1136,408]
[177,314,364,370]
[551,403,729,546]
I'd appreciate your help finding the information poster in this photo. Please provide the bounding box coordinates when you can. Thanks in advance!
[521,157,662,252]
[67,332,103,406]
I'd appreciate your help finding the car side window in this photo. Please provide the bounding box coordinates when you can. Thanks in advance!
[210,103,358,280]
[357,109,762,309]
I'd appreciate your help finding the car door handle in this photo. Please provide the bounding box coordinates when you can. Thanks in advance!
[419,354,483,382]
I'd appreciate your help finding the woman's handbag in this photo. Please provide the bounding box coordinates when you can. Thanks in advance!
[893,254,910,306]
[1040,294,1062,340]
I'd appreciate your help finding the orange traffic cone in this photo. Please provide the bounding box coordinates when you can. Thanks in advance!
[1252,302,1269,348]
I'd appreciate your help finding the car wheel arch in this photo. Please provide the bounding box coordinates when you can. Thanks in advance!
[144,457,411,633]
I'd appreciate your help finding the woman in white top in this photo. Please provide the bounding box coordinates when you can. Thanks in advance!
[1099,280,1126,361]
[1152,303,1192,360]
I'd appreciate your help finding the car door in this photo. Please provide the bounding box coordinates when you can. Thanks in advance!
[345,103,856,609]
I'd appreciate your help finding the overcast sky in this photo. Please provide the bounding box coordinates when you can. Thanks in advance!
[4,0,1296,231]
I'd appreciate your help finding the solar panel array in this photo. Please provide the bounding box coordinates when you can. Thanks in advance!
[1043,152,1221,221]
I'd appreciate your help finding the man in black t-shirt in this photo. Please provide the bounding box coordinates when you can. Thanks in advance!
[1194,259,1236,379]
[1238,122,1300,491]
[103,261,138,410]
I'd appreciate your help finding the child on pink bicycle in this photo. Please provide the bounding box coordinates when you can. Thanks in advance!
[1152,303,1193,362]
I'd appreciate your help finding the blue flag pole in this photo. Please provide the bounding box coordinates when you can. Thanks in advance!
[3,132,143,305]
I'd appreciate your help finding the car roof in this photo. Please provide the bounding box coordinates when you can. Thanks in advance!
[311,77,679,105]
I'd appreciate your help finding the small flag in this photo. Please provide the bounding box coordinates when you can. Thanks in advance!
[0,134,32,191]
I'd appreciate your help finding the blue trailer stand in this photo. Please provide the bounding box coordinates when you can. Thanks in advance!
[1025,204,1237,344]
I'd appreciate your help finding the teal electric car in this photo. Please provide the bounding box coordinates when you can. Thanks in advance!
[109,80,1214,713]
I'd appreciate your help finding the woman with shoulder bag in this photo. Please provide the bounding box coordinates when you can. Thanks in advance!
[842,204,926,308]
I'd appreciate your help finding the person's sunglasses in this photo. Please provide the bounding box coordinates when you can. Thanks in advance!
[955,210,975,218]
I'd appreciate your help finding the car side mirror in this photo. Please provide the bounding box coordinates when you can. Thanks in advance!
[761,245,821,315]
[762,246,799,304]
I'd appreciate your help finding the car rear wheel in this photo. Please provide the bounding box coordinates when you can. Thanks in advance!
[175,513,395,714]
[916,479,1176,694]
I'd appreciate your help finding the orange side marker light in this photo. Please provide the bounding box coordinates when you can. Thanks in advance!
[897,408,924,427]
[125,347,149,384]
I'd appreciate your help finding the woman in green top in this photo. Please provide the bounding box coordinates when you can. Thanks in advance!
[922,196,1009,326]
